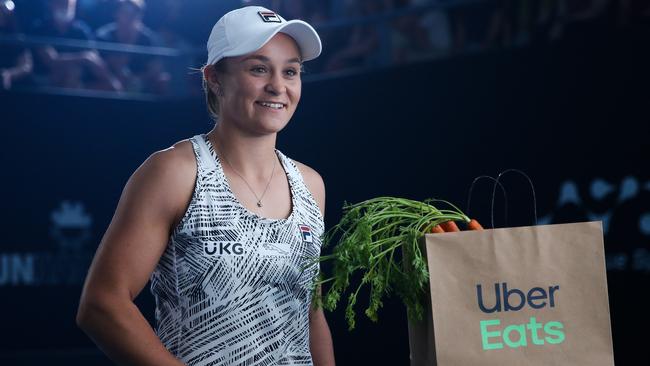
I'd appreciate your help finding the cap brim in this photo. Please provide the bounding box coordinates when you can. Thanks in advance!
[223,19,322,62]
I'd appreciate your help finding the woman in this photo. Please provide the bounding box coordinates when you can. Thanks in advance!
[76,6,335,366]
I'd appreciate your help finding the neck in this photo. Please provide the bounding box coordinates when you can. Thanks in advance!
[207,123,279,179]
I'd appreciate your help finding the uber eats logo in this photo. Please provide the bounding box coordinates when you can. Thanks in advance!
[476,282,565,350]
[204,242,244,256]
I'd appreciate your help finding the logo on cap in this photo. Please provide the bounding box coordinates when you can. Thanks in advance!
[258,11,281,23]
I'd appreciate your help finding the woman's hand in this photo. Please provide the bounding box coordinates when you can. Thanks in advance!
[430,219,484,233]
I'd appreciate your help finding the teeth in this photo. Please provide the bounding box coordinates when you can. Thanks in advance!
[259,102,283,109]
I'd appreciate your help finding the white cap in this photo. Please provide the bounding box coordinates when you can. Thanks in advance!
[206,6,322,65]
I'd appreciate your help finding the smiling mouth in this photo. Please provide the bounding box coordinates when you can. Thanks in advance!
[256,101,286,110]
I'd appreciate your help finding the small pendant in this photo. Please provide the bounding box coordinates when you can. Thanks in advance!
[257,201,263,208]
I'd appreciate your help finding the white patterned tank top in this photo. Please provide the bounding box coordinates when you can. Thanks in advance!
[150,134,324,366]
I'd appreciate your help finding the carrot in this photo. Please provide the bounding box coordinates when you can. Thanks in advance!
[468,219,484,230]
[440,220,460,232]
[430,225,445,233]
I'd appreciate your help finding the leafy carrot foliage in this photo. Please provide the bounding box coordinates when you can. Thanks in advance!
[309,197,469,330]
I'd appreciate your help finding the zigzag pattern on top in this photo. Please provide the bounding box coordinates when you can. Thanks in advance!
[150,134,324,366]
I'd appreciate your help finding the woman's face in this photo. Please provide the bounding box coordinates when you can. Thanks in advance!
[213,32,302,136]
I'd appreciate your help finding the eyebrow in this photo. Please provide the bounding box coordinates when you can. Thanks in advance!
[241,55,302,64]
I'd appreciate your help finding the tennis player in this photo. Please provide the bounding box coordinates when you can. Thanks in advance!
[77,6,335,366]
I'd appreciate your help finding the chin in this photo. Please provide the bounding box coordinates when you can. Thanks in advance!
[260,120,291,134]
[256,114,293,133]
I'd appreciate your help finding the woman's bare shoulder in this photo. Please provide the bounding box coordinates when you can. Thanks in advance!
[124,138,197,218]
[291,160,323,183]
[139,139,196,182]
[291,159,325,214]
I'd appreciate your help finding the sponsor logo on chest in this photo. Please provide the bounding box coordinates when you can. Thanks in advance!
[298,224,312,243]
[204,241,244,256]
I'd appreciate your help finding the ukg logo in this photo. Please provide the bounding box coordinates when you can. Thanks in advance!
[204,241,244,256]
[476,282,565,350]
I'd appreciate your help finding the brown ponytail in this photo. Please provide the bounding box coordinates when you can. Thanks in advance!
[201,59,228,123]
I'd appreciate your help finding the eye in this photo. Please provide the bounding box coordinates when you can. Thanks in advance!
[285,68,298,77]
[251,66,267,73]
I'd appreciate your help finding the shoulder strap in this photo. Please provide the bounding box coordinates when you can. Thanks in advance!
[276,150,301,184]
[190,134,217,170]
[277,150,326,229]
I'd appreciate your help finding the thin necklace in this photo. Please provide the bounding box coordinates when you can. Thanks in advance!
[215,138,277,208]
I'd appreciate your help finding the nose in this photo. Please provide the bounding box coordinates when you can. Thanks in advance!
[264,70,284,96]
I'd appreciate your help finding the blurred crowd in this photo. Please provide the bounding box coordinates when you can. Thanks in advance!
[1,0,179,94]
[319,0,650,71]
[1,0,649,96]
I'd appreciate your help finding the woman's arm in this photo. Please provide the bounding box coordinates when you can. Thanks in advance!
[310,289,336,366]
[76,142,195,366]
[295,161,336,365]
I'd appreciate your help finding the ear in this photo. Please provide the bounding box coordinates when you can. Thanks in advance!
[203,65,221,91]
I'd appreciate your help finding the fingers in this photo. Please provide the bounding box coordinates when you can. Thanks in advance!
[430,219,484,233]
[430,225,445,233]
[468,219,484,230]
[440,220,460,232]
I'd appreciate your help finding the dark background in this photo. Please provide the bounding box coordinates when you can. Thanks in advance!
[2,12,650,366]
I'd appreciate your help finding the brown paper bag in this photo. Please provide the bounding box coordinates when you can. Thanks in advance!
[409,221,614,365]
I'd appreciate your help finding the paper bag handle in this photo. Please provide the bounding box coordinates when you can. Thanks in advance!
[466,175,508,229]
[491,168,538,227]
